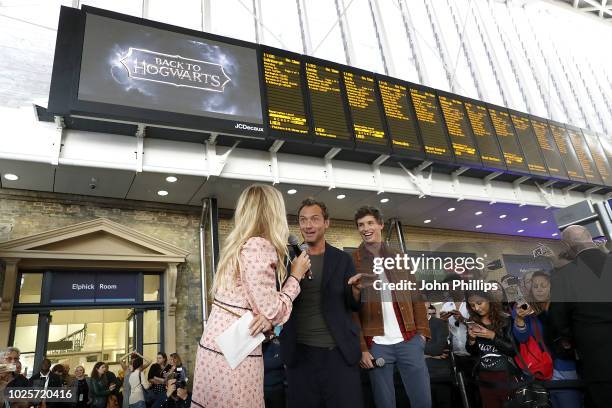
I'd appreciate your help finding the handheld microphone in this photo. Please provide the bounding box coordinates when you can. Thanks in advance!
[288,234,312,280]
[371,357,385,368]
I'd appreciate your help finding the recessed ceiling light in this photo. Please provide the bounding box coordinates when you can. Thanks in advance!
[287,189,297,195]
[380,198,389,203]
[475,211,483,216]
[157,190,168,196]
[165,176,178,183]
[499,214,507,219]
[424,219,431,224]
[475,224,482,229]
[448,207,456,212]
[552,233,558,237]
[517,229,524,233]
[336,194,346,200]
[4,174,18,181]
[521,217,528,222]
[540,220,548,224]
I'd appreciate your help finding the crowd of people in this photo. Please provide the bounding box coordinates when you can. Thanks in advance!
[191,184,611,408]
[2,183,611,408]
[0,349,190,408]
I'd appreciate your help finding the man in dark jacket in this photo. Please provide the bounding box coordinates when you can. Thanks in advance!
[280,198,364,408]
[29,359,63,408]
[549,225,612,408]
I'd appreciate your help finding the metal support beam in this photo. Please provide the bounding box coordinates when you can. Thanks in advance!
[372,154,389,194]
[484,171,503,204]
[206,141,239,177]
[513,176,531,207]
[51,116,65,166]
[398,0,428,84]
[535,181,555,209]
[369,0,394,76]
[423,0,457,92]
[269,141,284,185]
[398,162,432,198]
[135,124,146,173]
[324,148,342,190]
[451,166,470,201]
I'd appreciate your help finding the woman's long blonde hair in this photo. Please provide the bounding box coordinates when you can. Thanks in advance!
[211,184,289,294]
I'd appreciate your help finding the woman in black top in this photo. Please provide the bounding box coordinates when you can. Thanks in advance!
[70,365,89,408]
[465,290,516,408]
[148,352,171,396]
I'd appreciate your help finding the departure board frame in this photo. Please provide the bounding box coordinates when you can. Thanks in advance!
[529,115,569,182]
[436,90,482,168]
[592,132,612,188]
[341,65,392,154]
[507,108,549,179]
[407,83,455,164]
[260,45,312,145]
[460,96,507,172]
[374,74,425,160]
[302,55,355,149]
[486,103,530,176]
[548,119,587,183]
[564,123,604,186]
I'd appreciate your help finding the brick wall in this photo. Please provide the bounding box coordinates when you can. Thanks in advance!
[0,188,203,378]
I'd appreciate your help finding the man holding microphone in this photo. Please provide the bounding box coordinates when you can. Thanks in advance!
[351,206,431,408]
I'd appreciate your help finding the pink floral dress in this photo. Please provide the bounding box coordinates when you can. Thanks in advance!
[191,237,300,407]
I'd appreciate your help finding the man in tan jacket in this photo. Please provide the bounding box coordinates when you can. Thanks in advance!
[352,206,431,408]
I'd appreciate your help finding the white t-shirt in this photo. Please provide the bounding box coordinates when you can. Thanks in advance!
[373,273,404,345]
[441,301,470,356]
[128,369,150,405]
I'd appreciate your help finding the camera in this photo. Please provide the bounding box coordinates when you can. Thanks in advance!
[89,177,98,190]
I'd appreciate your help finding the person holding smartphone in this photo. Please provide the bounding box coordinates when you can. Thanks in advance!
[465,290,516,408]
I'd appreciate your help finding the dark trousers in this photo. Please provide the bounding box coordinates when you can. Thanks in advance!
[584,380,612,408]
[286,344,364,408]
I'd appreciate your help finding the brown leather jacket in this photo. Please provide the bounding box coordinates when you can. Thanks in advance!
[352,243,431,352]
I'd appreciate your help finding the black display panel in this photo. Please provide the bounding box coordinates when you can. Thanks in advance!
[342,70,389,150]
[583,130,612,187]
[548,121,586,183]
[565,125,603,185]
[600,134,612,169]
[530,118,568,180]
[261,48,310,140]
[508,111,549,177]
[437,92,481,167]
[487,106,529,173]
[49,6,266,137]
[304,60,353,146]
[408,85,454,162]
[377,78,424,157]
[463,100,506,171]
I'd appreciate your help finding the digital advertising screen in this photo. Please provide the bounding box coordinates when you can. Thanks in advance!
[343,70,389,150]
[261,48,310,140]
[463,100,506,171]
[377,78,424,157]
[565,125,603,185]
[509,111,549,177]
[487,106,529,174]
[437,93,481,167]
[530,117,568,180]
[548,121,586,183]
[76,9,264,135]
[304,60,353,145]
[409,86,454,162]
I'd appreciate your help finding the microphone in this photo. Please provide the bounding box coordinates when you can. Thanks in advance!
[371,357,385,368]
[288,234,312,280]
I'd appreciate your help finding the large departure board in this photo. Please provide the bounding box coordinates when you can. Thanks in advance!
[565,125,603,185]
[549,121,586,183]
[438,93,481,167]
[463,101,506,170]
[583,130,612,187]
[530,118,567,180]
[305,61,352,144]
[409,86,454,161]
[377,79,423,157]
[343,71,388,148]
[488,107,529,173]
[600,134,612,168]
[509,112,548,177]
[262,51,309,138]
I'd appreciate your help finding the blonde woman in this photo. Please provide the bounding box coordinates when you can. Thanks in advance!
[192,184,310,408]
